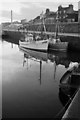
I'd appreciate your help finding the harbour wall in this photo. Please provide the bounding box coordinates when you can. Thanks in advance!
[27,22,80,34]
[2,22,80,42]
[27,22,80,42]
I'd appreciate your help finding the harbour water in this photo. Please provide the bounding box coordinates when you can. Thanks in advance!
[0,38,80,118]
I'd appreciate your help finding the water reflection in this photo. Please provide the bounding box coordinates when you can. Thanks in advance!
[19,46,80,70]
[2,37,80,64]
[2,36,19,45]
[19,46,80,103]
[2,38,80,118]
[21,49,47,85]
[19,46,80,86]
[39,61,42,85]
[48,52,70,68]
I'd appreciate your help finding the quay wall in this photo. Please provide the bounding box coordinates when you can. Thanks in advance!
[27,22,80,34]
[2,30,24,41]
[2,22,80,42]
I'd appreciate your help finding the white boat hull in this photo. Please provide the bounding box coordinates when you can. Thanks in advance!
[19,40,48,52]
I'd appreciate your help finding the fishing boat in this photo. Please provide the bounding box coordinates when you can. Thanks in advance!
[48,11,68,52]
[19,39,48,52]
[19,12,49,52]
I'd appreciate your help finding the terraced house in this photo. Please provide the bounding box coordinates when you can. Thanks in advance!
[58,4,78,22]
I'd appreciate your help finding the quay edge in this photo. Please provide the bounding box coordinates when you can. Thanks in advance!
[61,88,80,120]
[2,29,80,41]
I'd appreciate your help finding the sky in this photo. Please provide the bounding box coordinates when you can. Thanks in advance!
[0,0,79,23]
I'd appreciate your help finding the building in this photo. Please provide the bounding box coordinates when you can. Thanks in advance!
[21,19,27,24]
[58,4,78,22]
[79,9,80,23]
[29,9,57,25]
[45,9,56,24]
[66,13,78,22]
[31,5,78,24]
[33,16,41,24]
[78,1,80,23]
[2,22,11,29]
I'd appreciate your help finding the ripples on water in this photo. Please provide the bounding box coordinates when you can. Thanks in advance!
[1,38,80,118]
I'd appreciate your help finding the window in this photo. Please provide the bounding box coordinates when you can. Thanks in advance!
[72,19,75,22]
[59,11,61,14]
[66,15,68,17]
[63,16,65,18]
[64,10,66,13]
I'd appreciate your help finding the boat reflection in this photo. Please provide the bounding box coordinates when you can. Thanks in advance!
[19,46,72,68]
[48,51,70,68]
[19,47,80,86]
[20,47,48,62]
[19,47,48,85]
[19,46,80,103]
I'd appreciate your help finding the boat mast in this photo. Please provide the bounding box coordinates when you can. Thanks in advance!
[42,15,46,33]
[40,11,47,38]
[55,11,59,39]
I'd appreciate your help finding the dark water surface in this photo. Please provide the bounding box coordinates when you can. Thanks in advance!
[1,38,80,118]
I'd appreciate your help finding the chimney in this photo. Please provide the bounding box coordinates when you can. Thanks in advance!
[69,4,73,12]
[58,5,62,10]
[69,4,73,9]
[46,8,50,14]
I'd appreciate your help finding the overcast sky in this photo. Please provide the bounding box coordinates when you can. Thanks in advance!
[0,0,79,23]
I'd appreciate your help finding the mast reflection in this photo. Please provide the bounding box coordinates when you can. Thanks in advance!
[39,60,42,85]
